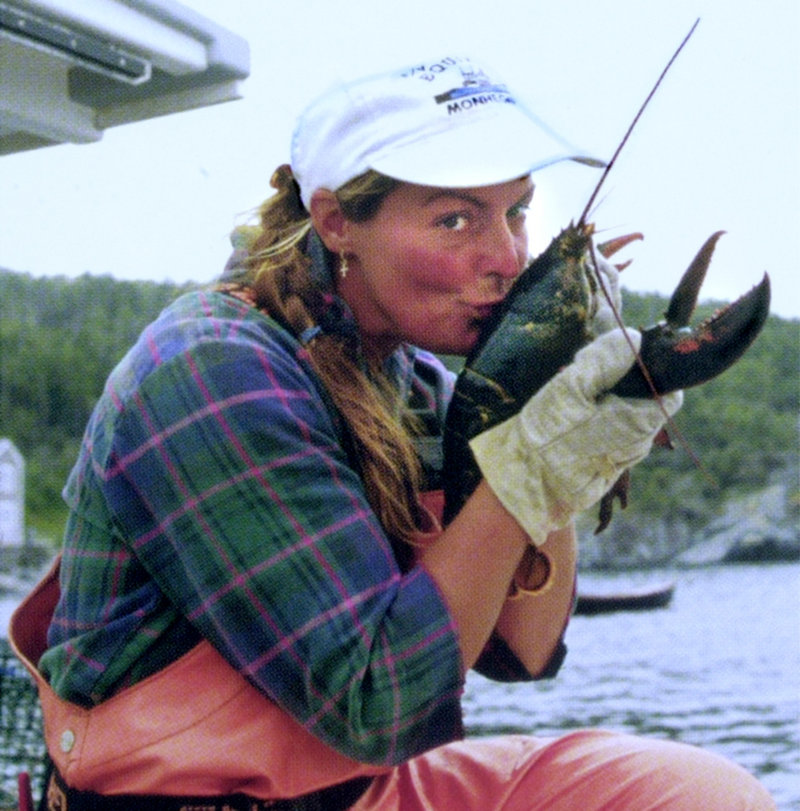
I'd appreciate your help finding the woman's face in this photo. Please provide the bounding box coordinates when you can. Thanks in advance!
[338,176,533,357]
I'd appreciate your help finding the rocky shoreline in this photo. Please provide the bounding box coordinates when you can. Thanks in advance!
[2,470,798,584]
[577,469,798,571]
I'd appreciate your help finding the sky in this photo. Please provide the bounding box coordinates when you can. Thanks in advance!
[1,0,798,319]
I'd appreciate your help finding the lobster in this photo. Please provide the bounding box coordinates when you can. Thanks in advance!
[441,21,772,530]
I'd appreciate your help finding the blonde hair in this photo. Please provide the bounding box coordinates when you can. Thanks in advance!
[222,165,425,549]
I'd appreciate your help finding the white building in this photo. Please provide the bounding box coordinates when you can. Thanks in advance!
[0,438,25,546]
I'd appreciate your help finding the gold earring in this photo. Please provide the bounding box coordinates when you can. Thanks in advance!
[339,251,349,278]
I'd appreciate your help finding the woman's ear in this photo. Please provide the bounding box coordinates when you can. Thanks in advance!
[309,189,349,254]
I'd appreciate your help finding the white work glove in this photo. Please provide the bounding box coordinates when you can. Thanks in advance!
[589,250,622,336]
[469,329,682,546]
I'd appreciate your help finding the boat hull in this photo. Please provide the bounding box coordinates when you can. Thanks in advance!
[574,581,676,616]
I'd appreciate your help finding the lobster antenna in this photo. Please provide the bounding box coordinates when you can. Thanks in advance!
[579,18,700,224]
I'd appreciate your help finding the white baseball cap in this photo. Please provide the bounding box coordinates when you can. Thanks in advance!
[291,55,604,209]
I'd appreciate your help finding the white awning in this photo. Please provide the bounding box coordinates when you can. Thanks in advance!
[0,0,250,154]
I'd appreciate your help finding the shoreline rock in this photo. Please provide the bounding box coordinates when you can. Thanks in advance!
[578,472,799,571]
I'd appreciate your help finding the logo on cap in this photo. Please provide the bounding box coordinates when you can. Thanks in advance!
[435,63,514,108]
[400,57,516,115]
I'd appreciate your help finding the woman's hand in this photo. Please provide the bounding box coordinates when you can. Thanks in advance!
[469,328,682,547]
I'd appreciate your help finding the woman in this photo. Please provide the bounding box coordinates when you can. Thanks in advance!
[12,55,774,810]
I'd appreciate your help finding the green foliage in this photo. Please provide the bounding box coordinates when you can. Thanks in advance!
[0,270,797,543]
[622,290,798,523]
[0,270,189,541]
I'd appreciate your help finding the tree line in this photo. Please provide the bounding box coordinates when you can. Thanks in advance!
[1,268,797,543]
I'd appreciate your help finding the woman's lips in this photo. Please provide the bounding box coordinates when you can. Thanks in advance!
[469,300,505,320]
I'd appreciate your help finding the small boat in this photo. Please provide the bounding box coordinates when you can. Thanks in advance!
[574,580,676,616]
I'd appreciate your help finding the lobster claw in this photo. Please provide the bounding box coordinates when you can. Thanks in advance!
[610,232,771,398]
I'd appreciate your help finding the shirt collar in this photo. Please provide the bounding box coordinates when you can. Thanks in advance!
[221,225,417,381]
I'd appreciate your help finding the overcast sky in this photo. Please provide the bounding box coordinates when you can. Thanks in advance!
[1,0,798,319]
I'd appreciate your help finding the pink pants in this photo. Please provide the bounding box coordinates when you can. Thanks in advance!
[352,730,775,811]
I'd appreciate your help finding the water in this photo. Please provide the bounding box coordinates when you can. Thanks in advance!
[463,563,800,809]
[2,563,798,809]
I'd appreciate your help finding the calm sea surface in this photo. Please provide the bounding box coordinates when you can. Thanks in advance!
[2,562,799,809]
[463,562,800,810]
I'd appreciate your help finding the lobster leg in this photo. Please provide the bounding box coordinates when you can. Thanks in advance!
[598,232,644,271]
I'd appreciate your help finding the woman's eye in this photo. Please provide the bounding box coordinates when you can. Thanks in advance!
[508,203,530,221]
[438,213,470,231]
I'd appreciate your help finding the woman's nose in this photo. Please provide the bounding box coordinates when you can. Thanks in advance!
[476,221,525,280]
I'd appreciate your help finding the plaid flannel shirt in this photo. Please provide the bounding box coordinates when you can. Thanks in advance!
[41,235,468,765]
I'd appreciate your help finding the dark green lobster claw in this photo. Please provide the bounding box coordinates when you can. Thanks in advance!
[441,226,771,526]
[611,232,771,397]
